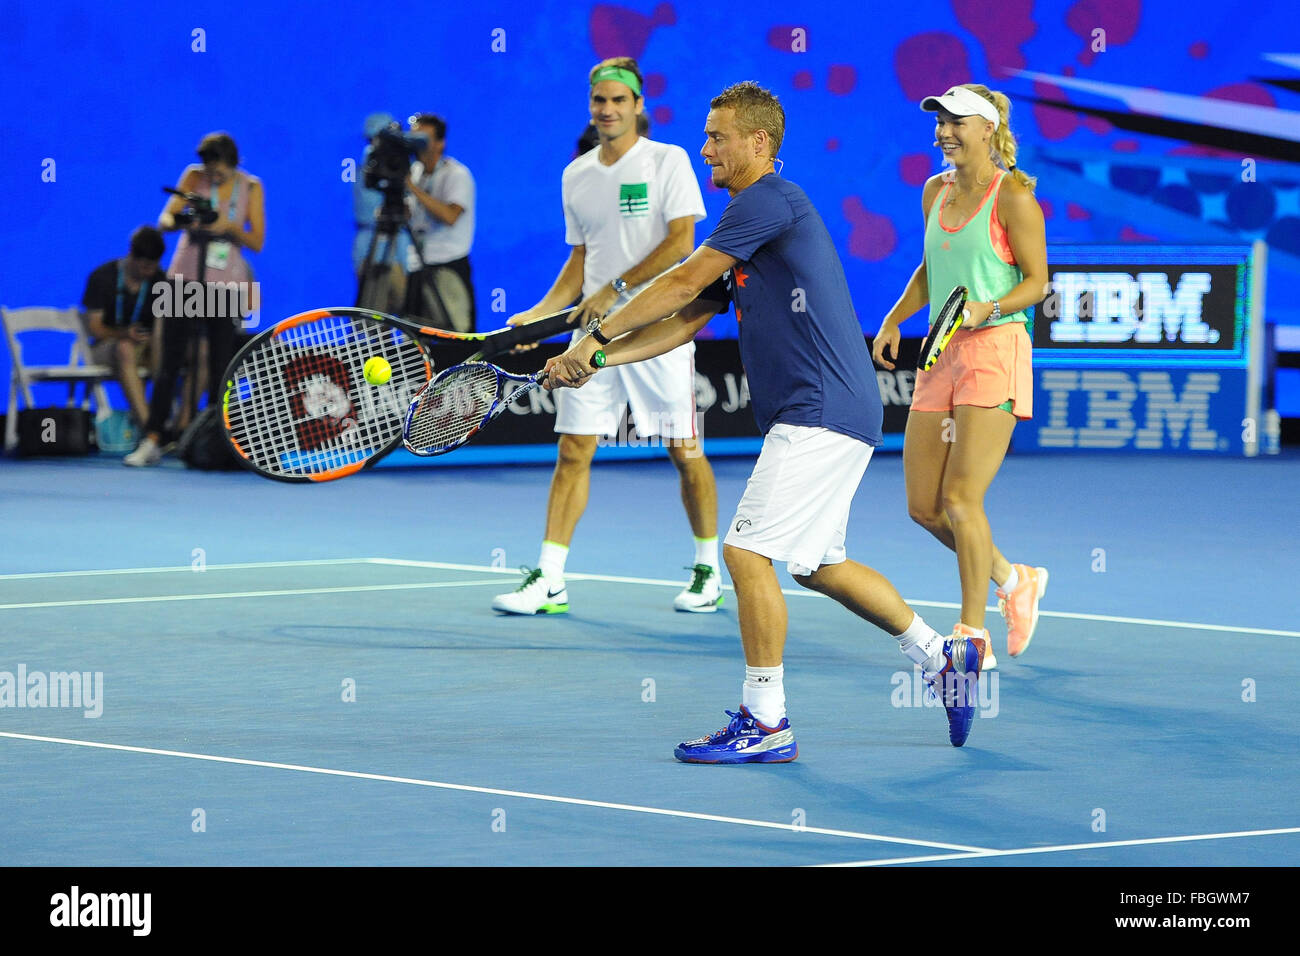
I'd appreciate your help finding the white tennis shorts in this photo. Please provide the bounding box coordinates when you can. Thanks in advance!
[553,339,698,440]
[724,424,874,576]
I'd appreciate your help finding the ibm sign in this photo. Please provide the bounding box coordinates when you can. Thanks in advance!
[1013,244,1265,456]
[1041,270,1230,347]
[1035,369,1228,451]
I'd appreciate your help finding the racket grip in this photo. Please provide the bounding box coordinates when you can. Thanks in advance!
[493,308,576,353]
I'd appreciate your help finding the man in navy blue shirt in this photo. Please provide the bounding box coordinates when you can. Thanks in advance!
[549,82,988,759]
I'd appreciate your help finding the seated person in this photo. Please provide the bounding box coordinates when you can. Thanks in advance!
[81,226,168,425]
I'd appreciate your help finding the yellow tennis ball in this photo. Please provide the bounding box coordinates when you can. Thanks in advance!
[363,357,392,386]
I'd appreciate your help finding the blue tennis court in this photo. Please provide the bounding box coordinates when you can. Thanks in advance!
[2,450,1295,867]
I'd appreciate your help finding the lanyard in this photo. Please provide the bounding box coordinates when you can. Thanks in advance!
[116,261,148,326]
[209,174,241,222]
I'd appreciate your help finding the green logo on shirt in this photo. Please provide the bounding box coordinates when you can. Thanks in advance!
[619,182,649,218]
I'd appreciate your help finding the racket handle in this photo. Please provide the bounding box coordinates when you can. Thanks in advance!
[490,307,576,354]
[538,348,606,386]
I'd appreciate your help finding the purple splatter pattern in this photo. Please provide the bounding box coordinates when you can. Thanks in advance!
[1033,79,1080,140]
[1203,81,1276,108]
[1067,202,1092,221]
[1066,0,1141,67]
[652,105,673,127]
[1083,115,1112,135]
[1039,198,1055,220]
[827,64,857,96]
[767,24,808,53]
[900,153,932,186]
[644,72,667,98]
[589,3,677,59]
[1112,138,1140,152]
[793,70,814,91]
[893,32,970,102]
[843,196,898,261]
[826,138,841,152]
[1189,40,1208,59]
[1120,223,1156,240]
[952,0,1037,76]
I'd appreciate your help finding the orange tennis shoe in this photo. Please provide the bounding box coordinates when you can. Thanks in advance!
[998,564,1049,657]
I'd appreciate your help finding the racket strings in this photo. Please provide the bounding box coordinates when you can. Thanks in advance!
[225,314,430,477]
[405,363,503,453]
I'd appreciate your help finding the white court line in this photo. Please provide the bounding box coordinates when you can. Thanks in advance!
[366,559,1300,639]
[0,730,988,855]
[4,557,1296,638]
[821,825,1300,866]
[0,558,382,581]
[0,579,506,611]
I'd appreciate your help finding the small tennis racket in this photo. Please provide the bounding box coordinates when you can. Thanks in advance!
[222,306,576,482]
[404,352,606,457]
[918,285,969,372]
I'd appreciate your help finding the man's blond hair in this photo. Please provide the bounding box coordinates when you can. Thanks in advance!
[710,81,785,158]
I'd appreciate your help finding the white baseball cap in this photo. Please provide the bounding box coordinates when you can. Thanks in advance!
[919,86,999,129]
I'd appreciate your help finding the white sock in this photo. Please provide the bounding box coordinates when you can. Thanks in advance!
[742,664,785,726]
[895,614,945,671]
[694,536,718,570]
[539,540,568,583]
[999,565,1019,593]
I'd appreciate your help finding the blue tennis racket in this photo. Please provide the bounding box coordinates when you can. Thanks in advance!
[403,352,605,457]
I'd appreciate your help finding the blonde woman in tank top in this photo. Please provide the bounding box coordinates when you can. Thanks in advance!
[872,84,1049,666]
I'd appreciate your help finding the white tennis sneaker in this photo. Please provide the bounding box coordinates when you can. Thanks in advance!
[492,567,569,615]
[674,564,723,613]
[123,436,163,467]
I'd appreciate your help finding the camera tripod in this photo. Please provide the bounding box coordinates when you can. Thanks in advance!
[355,190,468,332]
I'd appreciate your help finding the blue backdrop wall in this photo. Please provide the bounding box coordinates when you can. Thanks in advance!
[3,0,1298,397]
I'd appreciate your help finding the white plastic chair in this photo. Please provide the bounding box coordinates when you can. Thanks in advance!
[2,305,114,452]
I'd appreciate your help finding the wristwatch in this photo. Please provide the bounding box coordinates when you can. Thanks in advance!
[611,277,631,301]
[586,316,611,346]
[990,300,1002,322]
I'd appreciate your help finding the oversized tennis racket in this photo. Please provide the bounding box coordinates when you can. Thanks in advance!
[222,306,576,481]
[404,351,606,457]
[918,285,969,372]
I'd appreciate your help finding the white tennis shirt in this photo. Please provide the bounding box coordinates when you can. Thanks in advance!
[561,137,706,299]
[406,155,476,268]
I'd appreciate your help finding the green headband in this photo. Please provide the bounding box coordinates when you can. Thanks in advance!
[590,66,642,97]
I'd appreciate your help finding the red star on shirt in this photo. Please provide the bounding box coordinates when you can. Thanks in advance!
[733,266,749,288]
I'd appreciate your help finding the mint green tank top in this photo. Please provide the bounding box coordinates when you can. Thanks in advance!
[924,171,1030,335]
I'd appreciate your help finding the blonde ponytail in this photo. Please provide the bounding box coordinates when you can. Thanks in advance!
[961,84,1037,192]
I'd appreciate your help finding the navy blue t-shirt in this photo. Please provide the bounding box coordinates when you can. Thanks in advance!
[700,175,882,445]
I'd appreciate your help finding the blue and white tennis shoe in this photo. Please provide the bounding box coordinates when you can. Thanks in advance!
[674,706,798,764]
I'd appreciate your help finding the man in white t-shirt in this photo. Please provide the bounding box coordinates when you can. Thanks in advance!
[405,113,476,332]
[493,57,722,616]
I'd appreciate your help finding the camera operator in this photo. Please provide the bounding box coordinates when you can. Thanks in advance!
[404,113,476,331]
[354,112,410,314]
[81,226,168,426]
[125,131,264,466]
